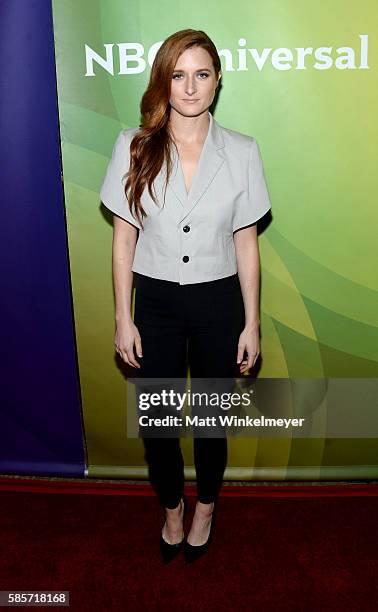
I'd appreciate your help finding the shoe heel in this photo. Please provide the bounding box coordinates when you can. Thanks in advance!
[184,500,217,564]
[159,495,187,564]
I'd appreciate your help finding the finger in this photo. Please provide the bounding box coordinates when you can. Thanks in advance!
[247,355,255,369]
[237,344,246,364]
[116,346,133,367]
[240,353,257,372]
[134,336,143,359]
[241,353,255,368]
[252,349,260,366]
[117,348,130,365]
[239,359,249,372]
[125,347,140,368]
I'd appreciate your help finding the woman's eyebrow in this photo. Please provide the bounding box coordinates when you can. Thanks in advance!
[173,68,211,72]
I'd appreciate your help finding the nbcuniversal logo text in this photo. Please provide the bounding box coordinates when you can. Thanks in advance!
[85,35,369,76]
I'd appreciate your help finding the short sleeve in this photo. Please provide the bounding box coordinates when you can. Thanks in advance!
[232,138,271,233]
[100,130,142,229]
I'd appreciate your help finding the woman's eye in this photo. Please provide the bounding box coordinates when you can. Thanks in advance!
[172,73,210,79]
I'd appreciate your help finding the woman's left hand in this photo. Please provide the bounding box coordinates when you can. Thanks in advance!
[237,326,260,374]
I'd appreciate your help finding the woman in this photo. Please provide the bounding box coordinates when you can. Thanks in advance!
[100,29,271,564]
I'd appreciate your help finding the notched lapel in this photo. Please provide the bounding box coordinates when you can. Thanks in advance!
[168,112,226,224]
[145,155,184,224]
[169,153,187,209]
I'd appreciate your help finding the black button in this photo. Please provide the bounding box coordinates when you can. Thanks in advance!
[182,255,189,263]
[183,225,190,232]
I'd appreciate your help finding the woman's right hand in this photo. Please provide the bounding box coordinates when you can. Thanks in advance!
[114,319,143,368]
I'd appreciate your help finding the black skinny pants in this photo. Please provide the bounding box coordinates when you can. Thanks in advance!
[133,272,245,508]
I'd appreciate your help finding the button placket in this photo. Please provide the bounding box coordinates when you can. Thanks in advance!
[181,223,191,266]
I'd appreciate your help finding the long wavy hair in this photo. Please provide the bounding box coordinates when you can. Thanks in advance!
[124,29,221,230]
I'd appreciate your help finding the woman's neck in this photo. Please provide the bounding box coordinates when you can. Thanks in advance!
[169,108,210,146]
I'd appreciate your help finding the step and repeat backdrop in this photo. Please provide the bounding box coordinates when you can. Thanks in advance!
[51,0,378,479]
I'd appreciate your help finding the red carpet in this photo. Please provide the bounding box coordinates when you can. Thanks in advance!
[0,479,377,611]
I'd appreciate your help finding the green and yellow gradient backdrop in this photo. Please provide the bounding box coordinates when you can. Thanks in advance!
[52,1,378,479]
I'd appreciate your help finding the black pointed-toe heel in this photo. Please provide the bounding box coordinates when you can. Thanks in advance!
[159,496,187,563]
[184,501,216,564]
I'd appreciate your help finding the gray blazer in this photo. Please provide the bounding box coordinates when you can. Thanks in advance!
[100,111,271,285]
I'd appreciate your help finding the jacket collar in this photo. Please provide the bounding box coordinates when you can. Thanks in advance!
[168,111,226,223]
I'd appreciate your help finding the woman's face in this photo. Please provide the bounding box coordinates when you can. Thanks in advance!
[169,46,220,118]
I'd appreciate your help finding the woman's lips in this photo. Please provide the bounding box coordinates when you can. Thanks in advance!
[182,99,199,103]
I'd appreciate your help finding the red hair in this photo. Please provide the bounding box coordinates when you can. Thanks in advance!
[124,29,221,229]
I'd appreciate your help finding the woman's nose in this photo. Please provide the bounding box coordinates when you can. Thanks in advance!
[185,77,197,94]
